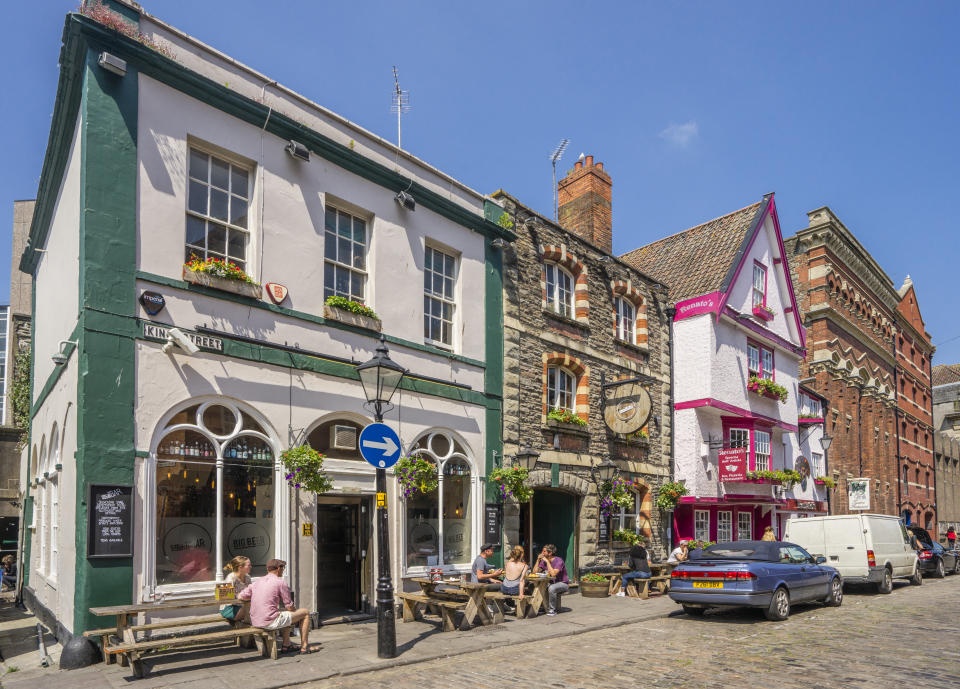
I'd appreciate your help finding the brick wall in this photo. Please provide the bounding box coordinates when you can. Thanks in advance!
[557,155,613,253]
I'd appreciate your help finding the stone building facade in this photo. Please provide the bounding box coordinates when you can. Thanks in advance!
[933,365,960,537]
[786,208,901,516]
[490,157,672,571]
[894,277,936,534]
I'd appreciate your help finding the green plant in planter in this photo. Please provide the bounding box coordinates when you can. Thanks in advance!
[612,528,640,546]
[747,375,788,403]
[687,539,715,551]
[185,254,259,285]
[814,475,835,488]
[625,427,650,442]
[547,407,587,426]
[324,295,380,321]
[280,446,333,494]
[580,572,607,583]
[781,469,803,486]
[395,455,438,498]
[489,466,533,502]
[655,480,688,511]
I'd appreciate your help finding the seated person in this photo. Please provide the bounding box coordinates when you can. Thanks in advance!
[471,544,503,590]
[617,539,652,596]
[501,546,529,606]
[667,540,689,564]
[533,544,569,616]
[238,559,317,654]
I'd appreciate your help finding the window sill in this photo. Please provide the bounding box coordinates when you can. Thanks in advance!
[323,304,382,333]
[545,418,590,437]
[542,309,589,331]
[752,306,775,321]
[183,268,262,300]
[613,434,650,447]
[615,339,649,355]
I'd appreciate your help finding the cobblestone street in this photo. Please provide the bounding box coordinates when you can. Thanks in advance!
[301,578,960,689]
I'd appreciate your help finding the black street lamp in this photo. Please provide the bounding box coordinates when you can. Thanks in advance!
[355,335,407,659]
[592,458,620,486]
[820,433,833,514]
[513,445,540,472]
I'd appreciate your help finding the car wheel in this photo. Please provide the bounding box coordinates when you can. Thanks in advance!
[935,559,946,579]
[876,568,893,594]
[764,587,790,621]
[953,559,960,576]
[682,605,705,617]
[824,577,843,607]
[910,565,923,586]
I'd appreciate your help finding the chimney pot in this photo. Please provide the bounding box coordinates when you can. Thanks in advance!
[585,155,594,167]
[574,161,582,171]
[596,162,603,171]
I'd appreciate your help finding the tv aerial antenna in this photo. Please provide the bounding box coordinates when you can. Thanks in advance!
[391,66,410,150]
[550,138,570,221]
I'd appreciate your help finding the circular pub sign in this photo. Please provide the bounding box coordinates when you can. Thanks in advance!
[602,382,652,435]
[795,456,810,480]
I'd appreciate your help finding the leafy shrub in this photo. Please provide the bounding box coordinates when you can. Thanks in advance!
[489,466,532,502]
[546,408,587,426]
[185,254,259,285]
[325,296,380,321]
[396,455,438,498]
[280,446,333,494]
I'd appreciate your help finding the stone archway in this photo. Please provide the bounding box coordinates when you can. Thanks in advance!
[526,469,591,496]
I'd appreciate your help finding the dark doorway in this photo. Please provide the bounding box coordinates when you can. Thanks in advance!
[316,503,362,616]
[531,490,577,578]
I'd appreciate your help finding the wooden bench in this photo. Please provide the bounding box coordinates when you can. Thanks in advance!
[82,627,118,664]
[105,625,274,678]
[633,575,671,600]
[85,614,233,665]
[484,591,531,619]
[396,592,467,631]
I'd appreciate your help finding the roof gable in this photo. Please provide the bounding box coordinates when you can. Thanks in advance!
[896,283,930,343]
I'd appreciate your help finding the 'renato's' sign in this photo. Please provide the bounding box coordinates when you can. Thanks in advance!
[718,448,747,482]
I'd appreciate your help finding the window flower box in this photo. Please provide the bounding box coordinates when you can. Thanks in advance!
[752,305,775,321]
[545,417,590,436]
[747,375,788,403]
[182,266,262,300]
[813,476,835,489]
[323,303,382,332]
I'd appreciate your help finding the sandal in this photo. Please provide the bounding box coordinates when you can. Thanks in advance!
[299,645,320,654]
[279,644,297,654]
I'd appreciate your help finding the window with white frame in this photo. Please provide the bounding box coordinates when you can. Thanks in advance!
[186,148,250,271]
[324,206,367,303]
[38,439,47,575]
[547,367,575,413]
[800,393,821,418]
[737,511,752,541]
[404,431,473,568]
[717,511,732,542]
[752,263,766,307]
[729,428,749,450]
[755,430,771,472]
[613,488,648,535]
[153,400,279,586]
[747,342,774,380]
[48,477,58,581]
[812,452,824,477]
[424,246,457,347]
[694,510,710,542]
[545,263,574,318]
[614,296,635,344]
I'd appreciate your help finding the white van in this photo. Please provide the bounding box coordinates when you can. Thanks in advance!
[783,514,921,593]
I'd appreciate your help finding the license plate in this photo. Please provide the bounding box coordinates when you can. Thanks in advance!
[692,582,723,589]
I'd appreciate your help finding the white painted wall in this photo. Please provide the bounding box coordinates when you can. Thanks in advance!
[33,113,82,394]
[672,315,715,403]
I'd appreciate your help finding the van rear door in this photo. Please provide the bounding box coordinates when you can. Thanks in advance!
[783,518,825,558]
[826,516,868,578]
[866,516,909,576]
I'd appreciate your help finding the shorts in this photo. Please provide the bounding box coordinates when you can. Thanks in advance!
[264,610,293,630]
[501,584,520,596]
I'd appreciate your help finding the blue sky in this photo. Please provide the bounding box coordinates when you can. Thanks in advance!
[3,1,959,362]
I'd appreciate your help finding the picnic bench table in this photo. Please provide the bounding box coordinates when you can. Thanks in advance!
[409,577,502,628]
[616,563,673,599]
[89,598,275,678]
[524,573,555,615]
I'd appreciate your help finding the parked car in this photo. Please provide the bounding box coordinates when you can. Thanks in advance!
[783,514,921,593]
[669,540,843,621]
[907,525,959,578]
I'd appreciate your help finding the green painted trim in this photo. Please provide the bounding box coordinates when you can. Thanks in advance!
[135,450,149,458]
[137,319,495,408]
[551,463,560,488]
[73,45,139,634]
[482,237,505,509]
[22,14,513,274]
[30,324,80,417]
[135,271,486,369]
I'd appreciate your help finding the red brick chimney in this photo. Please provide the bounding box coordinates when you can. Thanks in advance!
[557,154,612,252]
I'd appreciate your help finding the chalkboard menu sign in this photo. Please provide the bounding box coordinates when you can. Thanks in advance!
[484,503,502,548]
[598,514,610,543]
[87,484,134,558]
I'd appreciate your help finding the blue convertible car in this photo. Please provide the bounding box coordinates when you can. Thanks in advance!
[668,540,843,620]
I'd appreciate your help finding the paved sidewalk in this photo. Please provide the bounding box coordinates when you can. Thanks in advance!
[1,591,675,688]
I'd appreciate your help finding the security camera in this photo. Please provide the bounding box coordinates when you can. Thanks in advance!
[51,352,67,366]
[51,340,76,366]
[163,328,200,355]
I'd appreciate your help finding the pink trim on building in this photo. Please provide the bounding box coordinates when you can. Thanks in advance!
[722,305,805,356]
[675,398,798,432]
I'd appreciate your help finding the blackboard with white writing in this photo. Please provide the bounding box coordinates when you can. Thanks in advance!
[484,503,501,548]
[87,484,134,558]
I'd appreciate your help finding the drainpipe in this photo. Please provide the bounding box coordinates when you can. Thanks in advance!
[929,353,937,537]
[665,303,677,553]
[895,366,903,519]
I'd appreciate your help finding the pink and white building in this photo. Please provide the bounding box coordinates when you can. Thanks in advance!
[622,193,830,544]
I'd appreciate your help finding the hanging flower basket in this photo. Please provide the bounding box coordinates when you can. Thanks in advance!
[655,480,688,512]
[280,446,333,494]
[489,466,533,502]
[599,477,635,519]
[396,455,438,498]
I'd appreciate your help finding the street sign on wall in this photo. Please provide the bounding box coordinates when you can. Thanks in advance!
[718,448,747,482]
[848,478,871,510]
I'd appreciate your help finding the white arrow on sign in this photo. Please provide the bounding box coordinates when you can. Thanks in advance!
[362,436,399,456]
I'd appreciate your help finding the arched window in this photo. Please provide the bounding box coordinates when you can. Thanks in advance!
[307,418,364,461]
[38,437,47,575]
[614,296,635,344]
[153,400,279,586]
[47,424,60,581]
[546,367,575,413]
[403,430,474,569]
[544,263,574,318]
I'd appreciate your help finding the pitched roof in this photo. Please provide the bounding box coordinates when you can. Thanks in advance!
[619,198,766,302]
[933,364,960,387]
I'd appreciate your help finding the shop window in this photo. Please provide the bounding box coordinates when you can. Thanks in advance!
[737,512,752,541]
[717,511,732,542]
[694,510,710,542]
[154,400,278,586]
[404,431,474,569]
[186,148,250,271]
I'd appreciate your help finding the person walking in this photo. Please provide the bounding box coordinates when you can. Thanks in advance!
[533,544,569,616]
[238,559,317,654]
[947,526,956,549]
[616,539,651,597]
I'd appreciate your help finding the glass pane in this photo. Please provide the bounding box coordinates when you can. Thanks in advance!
[424,312,431,340]
[424,271,431,291]
[210,189,229,222]
[442,466,471,565]
[231,167,248,198]
[338,236,351,264]
[207,223,226,255]
[211,157,230,190]
[406,489,439,568]
[325,231,337,260]
[351,271,364,301]
[231,196,248,228]
[156,457,216,585]
[324,265,335,291]
[335,266,350,296]
[353,218,365,244]
[228,230,247,261]
[186,216,206,247]
[202,405,237,436]
[240,411,265,433]
[325,207,337,232]
[441,321,450,345]
[189,150,208,181]
[338,211,352,237]
[353,242,365,270]
[221,455,274,578]
[444,278,453,300]
[188,181,208,215]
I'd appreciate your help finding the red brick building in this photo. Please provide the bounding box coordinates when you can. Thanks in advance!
[894,277,937,535]
[786,208,901,516]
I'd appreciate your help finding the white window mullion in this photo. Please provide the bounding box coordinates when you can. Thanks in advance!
[437,471,445,565]
[215,458,224,581]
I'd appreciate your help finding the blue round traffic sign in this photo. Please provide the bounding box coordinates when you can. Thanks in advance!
[359,423,403,469]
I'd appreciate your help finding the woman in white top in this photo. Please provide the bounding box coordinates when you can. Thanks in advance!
[501,546,529,601]
[221,556,252,622]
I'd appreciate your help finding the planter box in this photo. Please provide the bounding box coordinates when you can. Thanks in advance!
[183,268,262,300]
[579,580,610,598]
[323,304,382,332]
[741,477,777,484]
[747,381,783,401]
[752,305,775,321]
[546,418,589,436]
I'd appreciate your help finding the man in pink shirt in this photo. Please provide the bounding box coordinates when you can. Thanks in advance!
[238,559,315,653]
